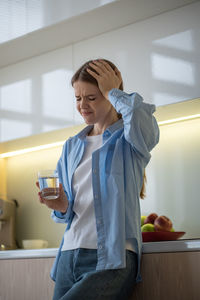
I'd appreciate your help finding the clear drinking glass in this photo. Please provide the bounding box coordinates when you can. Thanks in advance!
[38,170,59,200]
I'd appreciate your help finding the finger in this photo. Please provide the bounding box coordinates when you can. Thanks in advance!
[92,60,114,75]
[91,60,108,73]
[36,181,40,189]
[115,70,122,85]
[114,67,122,78]
[87,68,99,80]
[59,183,64,196]
[59,183,65,192]
[88,62,105,76]
[59,183,68,202]
[99,60,115,73]
[38,192,44,203]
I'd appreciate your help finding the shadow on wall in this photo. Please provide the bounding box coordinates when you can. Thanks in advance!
[0,46,77,142]
[125,5,200,105]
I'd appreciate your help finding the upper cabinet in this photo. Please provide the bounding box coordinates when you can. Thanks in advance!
[72,1,200,108]
[0,0,199,142]
[0,0,198,68]
[0,46,77,142]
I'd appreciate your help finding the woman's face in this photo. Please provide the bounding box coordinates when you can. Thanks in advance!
[73,80,113,125]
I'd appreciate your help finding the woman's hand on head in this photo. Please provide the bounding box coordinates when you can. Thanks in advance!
[87,60,122,99]
[36,181,69,213]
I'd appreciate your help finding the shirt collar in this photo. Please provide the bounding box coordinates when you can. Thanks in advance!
[76,125,93,140]
[76,119,123,140]
[106,119,123,134]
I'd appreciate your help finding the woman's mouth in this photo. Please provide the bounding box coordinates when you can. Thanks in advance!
[81,112,92,117]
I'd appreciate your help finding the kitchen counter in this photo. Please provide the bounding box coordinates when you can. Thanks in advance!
[0,239,200,260]
[1,239,200,299]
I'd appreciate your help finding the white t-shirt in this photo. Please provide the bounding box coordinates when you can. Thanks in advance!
[62,134,102,250]
[61,133,135,252]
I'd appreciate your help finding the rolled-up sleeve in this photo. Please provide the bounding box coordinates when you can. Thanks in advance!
[51,201,73,224]
[108,89,160,165]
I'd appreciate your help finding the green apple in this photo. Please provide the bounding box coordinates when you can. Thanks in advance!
[141,216,147,226]
[141,223,155,232]
[171,227,175,232]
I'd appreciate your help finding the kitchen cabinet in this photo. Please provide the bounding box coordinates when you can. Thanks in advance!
[0,1,199,144]
[0,247,200,300]
[0,0,195,69]
[0,257,55,300]
[132,251,200,300]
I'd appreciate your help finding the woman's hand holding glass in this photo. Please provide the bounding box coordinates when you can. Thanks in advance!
[36,181,69,213]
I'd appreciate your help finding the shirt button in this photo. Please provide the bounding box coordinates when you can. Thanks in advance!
[94,194,98,199]
[93,169,97,174]
[99,245,103,250]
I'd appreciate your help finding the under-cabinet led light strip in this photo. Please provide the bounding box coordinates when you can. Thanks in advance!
[0,141,65,158]
[157,113,200,126]
[0,113,199,158]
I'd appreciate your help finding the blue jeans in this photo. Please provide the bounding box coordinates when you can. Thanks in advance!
[53,248,137,300]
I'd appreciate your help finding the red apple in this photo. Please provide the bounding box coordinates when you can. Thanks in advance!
[144,213,158,225]
[154,215,173,232]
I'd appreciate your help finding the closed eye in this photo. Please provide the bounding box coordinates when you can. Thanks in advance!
[75,95,96,101]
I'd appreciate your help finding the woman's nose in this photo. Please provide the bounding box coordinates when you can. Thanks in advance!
[80,98,88,108]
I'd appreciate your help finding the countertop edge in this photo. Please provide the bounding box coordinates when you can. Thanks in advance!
[0,248,58,260]
[142,239,200,253]
[0,239,200,260]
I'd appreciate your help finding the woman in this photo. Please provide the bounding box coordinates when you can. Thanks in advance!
[37,59,159,299]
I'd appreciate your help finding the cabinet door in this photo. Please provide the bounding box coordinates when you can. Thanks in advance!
[0,257,55,300]
[131,251,200,300]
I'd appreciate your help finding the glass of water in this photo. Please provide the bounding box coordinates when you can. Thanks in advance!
[38,170,59,200]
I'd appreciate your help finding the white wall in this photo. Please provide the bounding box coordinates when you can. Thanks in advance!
[6,145,65,248]
[142,118,200,238]
[1,2,200,246]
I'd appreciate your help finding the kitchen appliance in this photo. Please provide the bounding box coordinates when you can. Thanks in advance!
[0,198,17,250]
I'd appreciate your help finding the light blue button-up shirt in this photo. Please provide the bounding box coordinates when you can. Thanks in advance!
[51,89,160,282]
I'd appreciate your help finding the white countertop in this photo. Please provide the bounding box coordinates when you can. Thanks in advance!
[0,239,200,260]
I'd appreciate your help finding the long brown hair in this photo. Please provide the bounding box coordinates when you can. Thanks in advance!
[71,58,146,199]
[140,172,146,199]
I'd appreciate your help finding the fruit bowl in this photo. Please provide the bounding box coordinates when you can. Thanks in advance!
[142,231,185,242]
